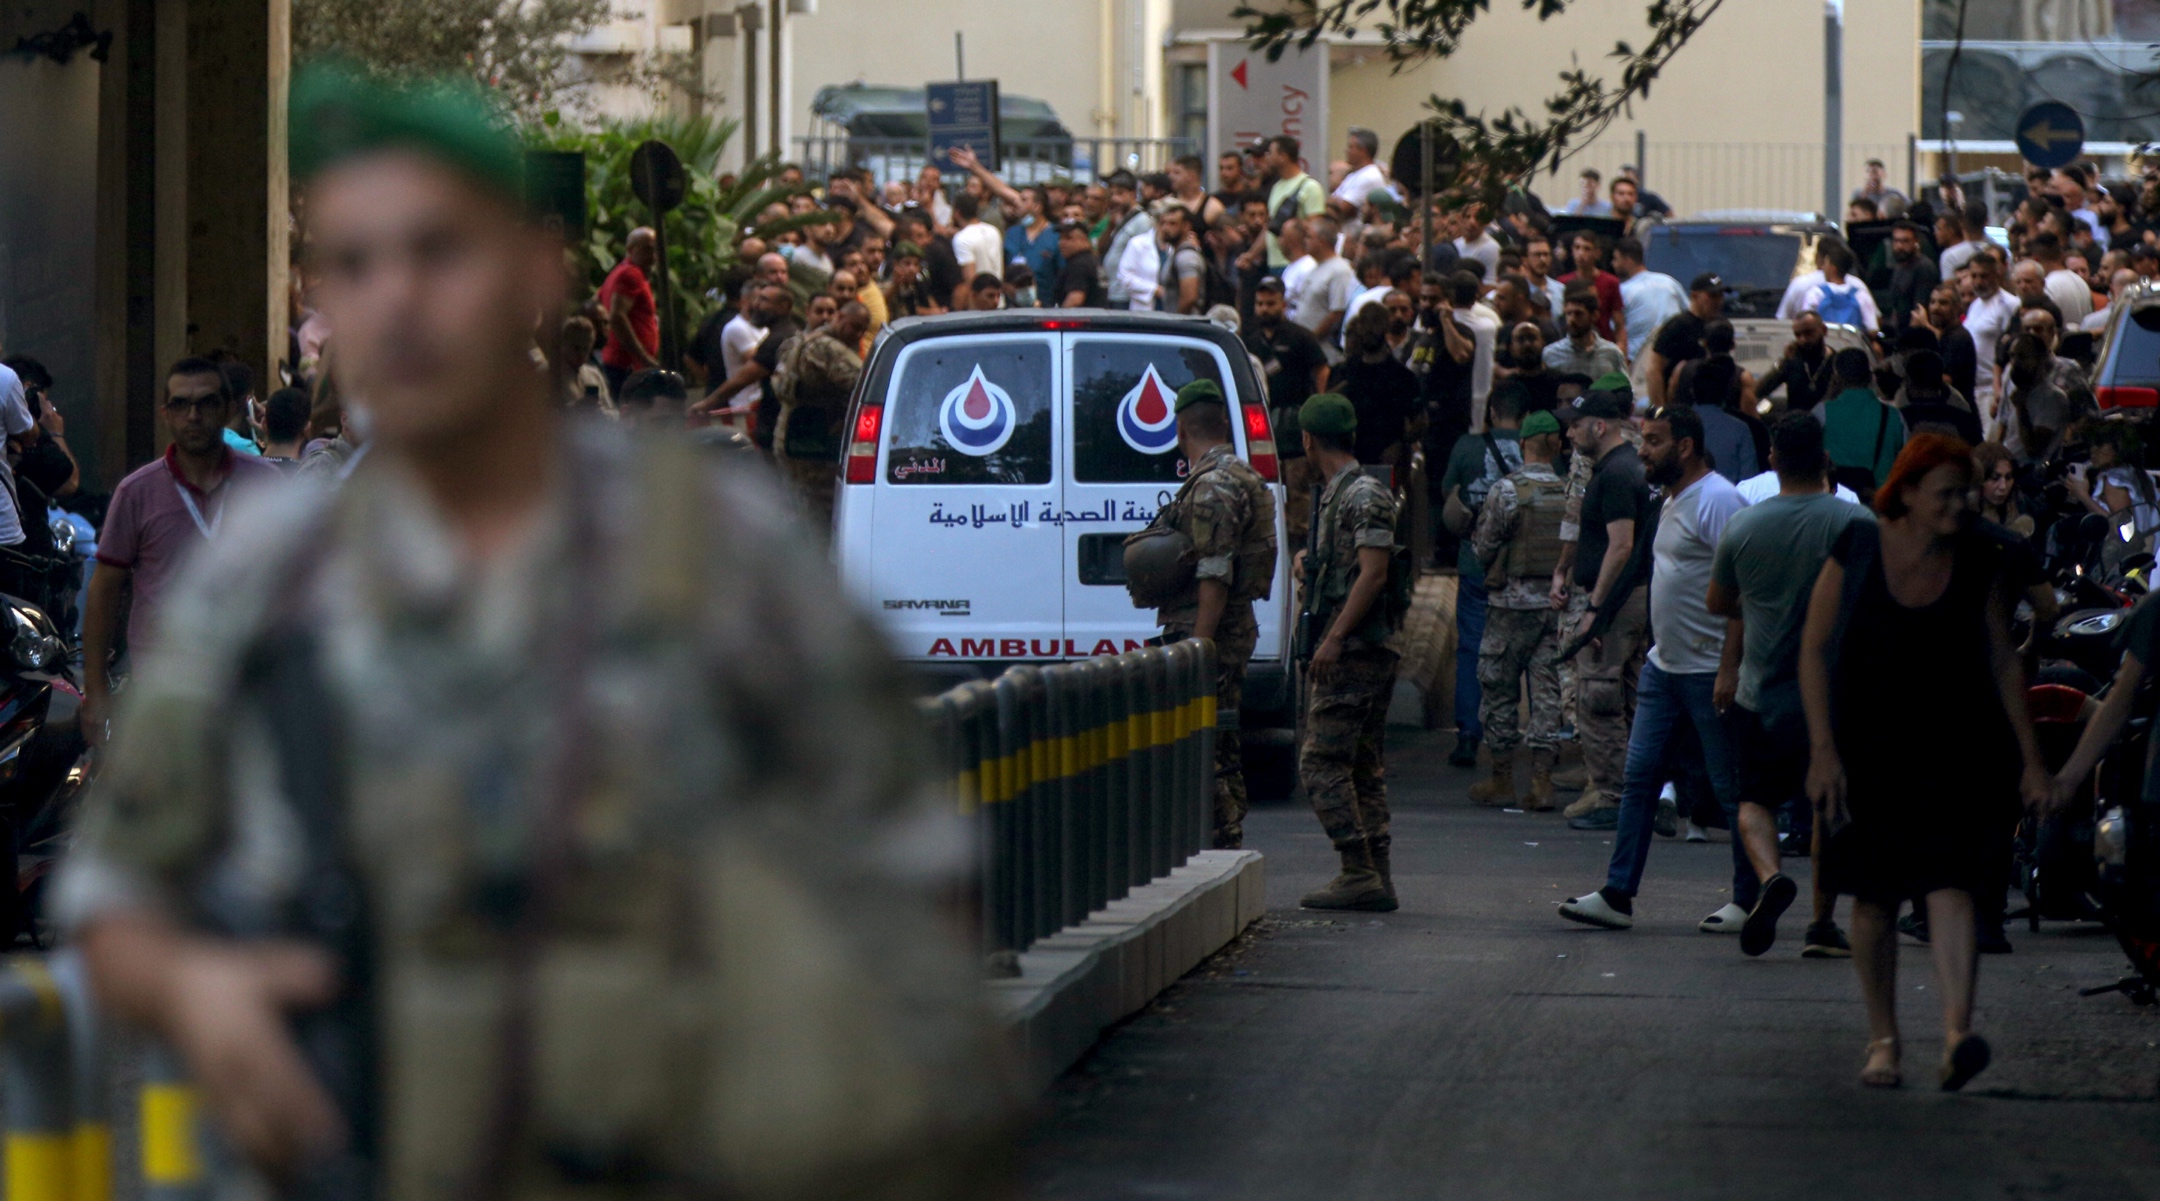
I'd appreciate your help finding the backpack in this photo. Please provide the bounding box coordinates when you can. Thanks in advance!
[1814,281,1865,328]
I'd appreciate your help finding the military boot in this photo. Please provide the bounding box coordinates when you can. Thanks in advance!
[1525,749,1558,812]
[1467,751,1517,807]
[1300,841,1396,912]
[1369,838,1399,907]
[1551,761,1589,791]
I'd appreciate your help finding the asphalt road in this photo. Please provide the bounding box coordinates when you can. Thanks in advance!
[1024,727,2160,1201]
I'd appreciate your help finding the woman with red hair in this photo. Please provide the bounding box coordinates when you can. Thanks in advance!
[1797,433,2049,1091]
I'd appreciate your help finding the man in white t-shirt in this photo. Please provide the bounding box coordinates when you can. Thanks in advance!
[1328,127,1390,221]
[949,191,1004,285]
[1452,204,1501,280]
[2030,230,2092,327]
[1289,216,1357,345]
[1560,406,1761,937]
[717,288,772,382]
[1963,252,2021,420]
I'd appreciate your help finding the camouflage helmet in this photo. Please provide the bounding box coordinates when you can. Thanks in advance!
[1122,526,1198,609]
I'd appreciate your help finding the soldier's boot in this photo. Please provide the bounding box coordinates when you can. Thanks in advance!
[1564,785,1616,820]
[1525,749,1558,813]
[1467,751,1517,807]
[1300,841,1396,912]
[1551,761,1589,791]
[1369,838,1399,906]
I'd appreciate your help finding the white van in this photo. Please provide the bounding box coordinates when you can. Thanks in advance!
[834,310,1298,770]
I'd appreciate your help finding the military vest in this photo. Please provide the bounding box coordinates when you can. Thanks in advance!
[1498,470,1569,584]
[1163,452,1278,605]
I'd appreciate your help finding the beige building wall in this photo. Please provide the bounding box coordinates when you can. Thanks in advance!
[1323,0,1920,216]
[786,0,1159,145]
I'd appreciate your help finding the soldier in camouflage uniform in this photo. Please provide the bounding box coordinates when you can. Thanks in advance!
[773,301,871,534]
[1467,409,1570,812]
[1293,394,1403,913]
[56,66,1013,1201]
[1154,380,1279,849]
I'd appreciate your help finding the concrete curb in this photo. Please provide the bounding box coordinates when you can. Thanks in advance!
[986,849,1266,1088]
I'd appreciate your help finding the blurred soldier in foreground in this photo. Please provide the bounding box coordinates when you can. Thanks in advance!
[57,66,1014,1200]
[1148,380,1277,849]
[1293,393,1403,913]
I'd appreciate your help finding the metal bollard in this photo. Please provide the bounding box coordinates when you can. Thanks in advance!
[1106,653,1136,900]
[1,957,77,1201]
[1193,638,1219,861]
[138,1043,206,1201]
[986,673,1022,955]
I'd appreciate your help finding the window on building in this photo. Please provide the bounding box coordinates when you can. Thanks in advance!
[1175,63,1207,153]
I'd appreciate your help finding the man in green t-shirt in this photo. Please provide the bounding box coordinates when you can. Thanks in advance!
[1438,383,1525,766]
[1263,135,1327,269]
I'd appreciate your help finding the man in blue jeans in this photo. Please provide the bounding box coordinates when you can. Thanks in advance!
[1559,407,1781,941]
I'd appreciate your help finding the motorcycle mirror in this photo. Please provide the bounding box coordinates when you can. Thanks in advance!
[2079,512,2112,544]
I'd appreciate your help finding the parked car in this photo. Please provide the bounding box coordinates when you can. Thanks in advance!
[2091,279,2160,411]
[833,310,1300,790]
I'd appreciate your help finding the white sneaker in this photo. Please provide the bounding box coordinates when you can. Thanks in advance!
[1558,890,1634,930]
[1684,820,1709,843]
[1698,902,1748,933]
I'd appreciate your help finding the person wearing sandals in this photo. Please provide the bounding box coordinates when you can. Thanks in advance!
[1798,433,2052,1091]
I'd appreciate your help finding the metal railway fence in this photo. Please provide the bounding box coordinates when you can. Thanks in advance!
[916,641,1218,959]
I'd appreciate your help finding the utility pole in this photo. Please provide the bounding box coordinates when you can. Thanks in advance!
[1823,0,1843,221]
[955,31,964,79]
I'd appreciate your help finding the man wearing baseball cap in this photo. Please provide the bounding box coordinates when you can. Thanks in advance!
[1294,393,1404,912]
[1644,273,1726,408]
[1465,407,1571,809]
[1554,388,1652,822]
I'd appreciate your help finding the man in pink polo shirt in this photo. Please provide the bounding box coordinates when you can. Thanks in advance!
[82,357,284,742]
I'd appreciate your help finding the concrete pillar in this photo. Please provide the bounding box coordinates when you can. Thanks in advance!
[186,0,289,415]
[92,0,288,485]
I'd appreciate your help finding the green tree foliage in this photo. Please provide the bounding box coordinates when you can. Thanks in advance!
[293,0,614,114]
[525,112,838,338]
[1235,0,1724,207]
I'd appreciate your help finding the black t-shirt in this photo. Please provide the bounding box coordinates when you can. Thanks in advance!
[1902,396,1983,445]
[1651,310,1708,367]
[1244,319,1326,410]
[1939,325,1978,405]
[1336,355,1421,464]
[1575,443,1649,590]
[1056,251,1106,307]
[1511,368,1561,415]
[924,239,964,307]
[750,316,802,450]
[686,306,736,379]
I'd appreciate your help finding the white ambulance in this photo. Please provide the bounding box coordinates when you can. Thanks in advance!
[833,310,1298,783]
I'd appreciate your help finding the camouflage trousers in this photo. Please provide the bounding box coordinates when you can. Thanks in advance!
[1299,645,1398,851]
[780,454,839,535]
[1165,605,1258,849]
[1477,605,1564,757]
[1282,455,1321,550]
[1569,590,1649,797]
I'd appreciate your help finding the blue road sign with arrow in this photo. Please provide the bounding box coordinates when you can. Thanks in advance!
[2015,101,2085,169]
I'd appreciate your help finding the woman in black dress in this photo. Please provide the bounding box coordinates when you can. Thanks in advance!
[1799,433,2049,1092]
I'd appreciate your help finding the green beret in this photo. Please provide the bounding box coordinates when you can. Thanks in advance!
[1174,379,1226,412]
[1589,370,1633,395]
[891,241,924,261]
[1519,410,1562,439]
[1299,392,1357,436]
[290,61,523,202]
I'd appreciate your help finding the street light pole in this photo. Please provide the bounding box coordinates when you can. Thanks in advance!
[1823,0,1843,221]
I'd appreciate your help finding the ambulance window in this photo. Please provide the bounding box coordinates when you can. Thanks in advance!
[1071,340,1228,484]
[885,339,1054,485]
